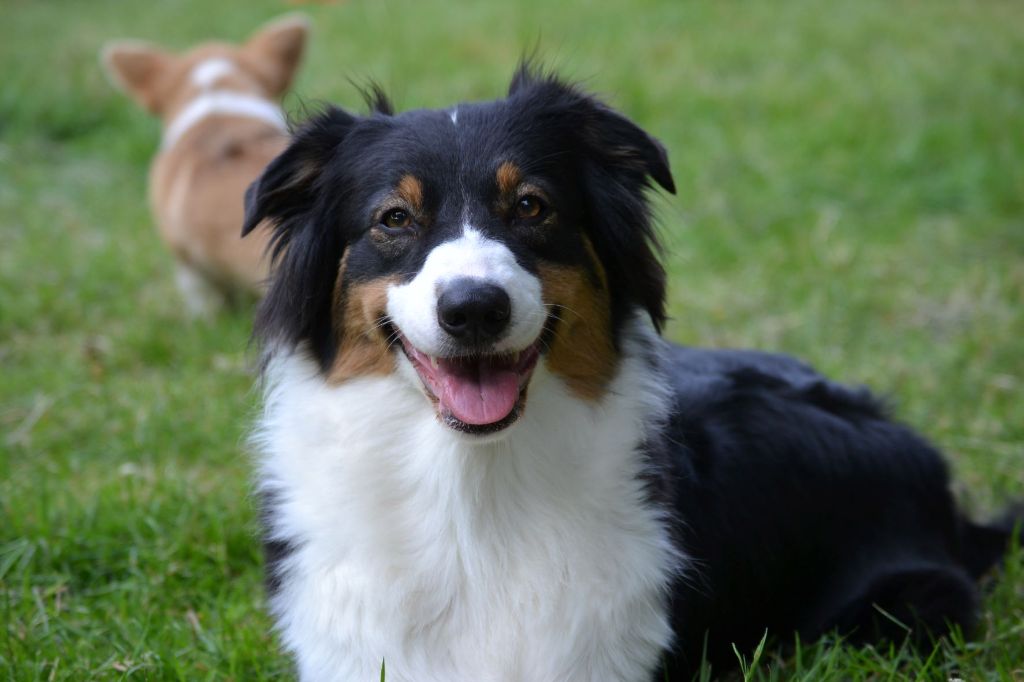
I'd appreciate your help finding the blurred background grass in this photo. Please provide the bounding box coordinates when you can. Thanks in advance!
[1,0,1022,679]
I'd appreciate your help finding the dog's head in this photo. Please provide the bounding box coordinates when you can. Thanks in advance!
[244,66,674,436]
[101,14,308,119]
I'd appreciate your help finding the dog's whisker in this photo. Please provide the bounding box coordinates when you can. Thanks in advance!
[369,317,395,333]
[544,303,584,321]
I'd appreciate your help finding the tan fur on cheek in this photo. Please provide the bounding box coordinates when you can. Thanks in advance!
[327,258,397,383]
[539,257,618,401]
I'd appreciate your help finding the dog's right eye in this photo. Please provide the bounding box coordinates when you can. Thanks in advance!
[381,209,412,230]
[514,195,545,220]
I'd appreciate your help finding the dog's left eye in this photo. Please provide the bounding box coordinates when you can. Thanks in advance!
[381,208,413,231]
[514,195,545,221]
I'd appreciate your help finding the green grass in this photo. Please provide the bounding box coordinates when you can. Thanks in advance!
[2,0,1022,679]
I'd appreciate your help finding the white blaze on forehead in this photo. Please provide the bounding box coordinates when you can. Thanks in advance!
[449,107,458,125]
[386,227,546,356]
[190,57,236,89]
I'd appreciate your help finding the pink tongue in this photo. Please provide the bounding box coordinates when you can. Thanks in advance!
[439,363,520,426]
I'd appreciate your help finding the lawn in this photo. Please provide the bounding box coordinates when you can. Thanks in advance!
[1,0,1022,679]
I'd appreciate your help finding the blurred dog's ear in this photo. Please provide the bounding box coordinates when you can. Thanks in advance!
[244,14,310,97]
[101,41,174,114]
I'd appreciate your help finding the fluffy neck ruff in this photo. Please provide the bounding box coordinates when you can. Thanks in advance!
[252,316,681,681]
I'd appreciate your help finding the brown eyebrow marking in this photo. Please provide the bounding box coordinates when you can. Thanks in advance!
[496,161,522,196]
[396,174,424,212]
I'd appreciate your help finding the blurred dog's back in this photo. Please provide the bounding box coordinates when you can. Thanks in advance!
[102,15,308,315]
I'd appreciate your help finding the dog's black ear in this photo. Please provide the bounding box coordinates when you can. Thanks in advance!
[242,106,355,239]
[509,63,675,195]
[582,105,675,195]
[510,64,674,332]
[579,105,672,331]
[243,106,358,369]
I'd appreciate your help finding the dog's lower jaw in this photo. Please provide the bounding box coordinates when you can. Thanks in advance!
[254,315,681,682]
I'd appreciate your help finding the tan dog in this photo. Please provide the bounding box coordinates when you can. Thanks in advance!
[102,15,308,315]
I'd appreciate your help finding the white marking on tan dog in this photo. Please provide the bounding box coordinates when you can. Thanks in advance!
[190,57,236,89]
[161,91,286,150]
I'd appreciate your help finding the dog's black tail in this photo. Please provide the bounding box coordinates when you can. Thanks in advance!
[960,503,1024,580]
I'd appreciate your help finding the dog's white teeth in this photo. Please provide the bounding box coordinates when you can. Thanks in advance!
[430,355,439,369]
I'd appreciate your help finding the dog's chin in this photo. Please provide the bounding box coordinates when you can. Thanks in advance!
[395,330,541,437]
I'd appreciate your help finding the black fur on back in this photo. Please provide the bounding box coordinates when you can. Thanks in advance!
[644,344,1022,678]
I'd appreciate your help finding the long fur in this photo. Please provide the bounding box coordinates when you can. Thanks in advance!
[244,66,1022,681]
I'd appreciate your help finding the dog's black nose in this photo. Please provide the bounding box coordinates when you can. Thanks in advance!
[437,278,511,343]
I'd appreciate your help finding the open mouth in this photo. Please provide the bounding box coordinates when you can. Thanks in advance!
[396,331,541,434]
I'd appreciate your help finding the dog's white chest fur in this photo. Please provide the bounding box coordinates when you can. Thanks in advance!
[255,329,680,681]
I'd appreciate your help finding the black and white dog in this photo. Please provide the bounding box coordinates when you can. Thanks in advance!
[242,66,1021,681]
